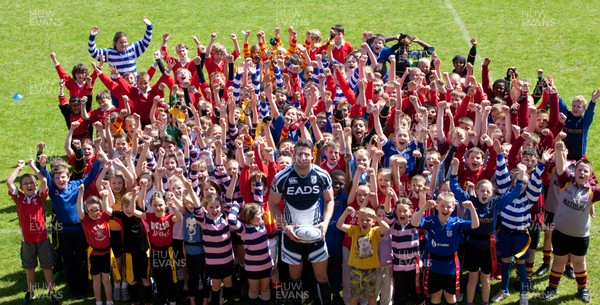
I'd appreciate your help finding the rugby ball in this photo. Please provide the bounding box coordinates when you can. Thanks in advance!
[294,226,322,243]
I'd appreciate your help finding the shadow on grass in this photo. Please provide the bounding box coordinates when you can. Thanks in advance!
[0,204,17,215]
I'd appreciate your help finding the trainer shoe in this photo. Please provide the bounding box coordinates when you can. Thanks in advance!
[535,264,550,277]
[121,286,130,301]
[22,291,34,304]
[539,287,557,301]
[491,290,510,302]
[564,265,575,279]
[113,286,121,301]
[519,293,529,305]
[456,293,463,302]
[578,288,591,303]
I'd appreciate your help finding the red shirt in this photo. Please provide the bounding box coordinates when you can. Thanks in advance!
[83,212,111,255]
[146,213,175,250]
[331,42,354,63]
[9,187,49,243]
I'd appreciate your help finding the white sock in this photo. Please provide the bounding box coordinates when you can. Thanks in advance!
[114,281,121,288]
[96,302,103,305]
[121,281,128,288]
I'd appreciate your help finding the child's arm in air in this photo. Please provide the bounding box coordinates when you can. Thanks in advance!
[76,184,86,221]
[336,206,355,233]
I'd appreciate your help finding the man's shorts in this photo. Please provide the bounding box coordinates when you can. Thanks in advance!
[281,234,328,265]
[21,239,54,269]
[350,266,378,298]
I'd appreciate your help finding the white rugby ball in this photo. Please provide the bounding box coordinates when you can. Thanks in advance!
[294,226,322,243]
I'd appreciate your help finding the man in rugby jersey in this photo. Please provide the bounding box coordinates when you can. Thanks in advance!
[269,139,334,305]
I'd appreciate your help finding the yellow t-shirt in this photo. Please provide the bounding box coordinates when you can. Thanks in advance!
[347,225,382,270]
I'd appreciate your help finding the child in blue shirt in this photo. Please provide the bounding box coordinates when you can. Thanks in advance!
[411,192,479,305]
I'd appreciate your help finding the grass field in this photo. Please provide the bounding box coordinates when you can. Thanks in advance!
[0,0,599,304]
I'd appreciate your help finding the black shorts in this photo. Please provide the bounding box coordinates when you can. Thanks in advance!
[90,252,111,275]
[110,230,123,258]
[127,250,149,281]
[529,224,541,250]
[246,267,273,280]
[463,243,492,274]
[171,239,185,267]
[428,271,457,295]
[552,230,589,256]
[205,261,234,280]
[543,211,555,225]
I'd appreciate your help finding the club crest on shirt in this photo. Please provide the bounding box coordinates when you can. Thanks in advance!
[311,175,317,184]
[447,230,452,237]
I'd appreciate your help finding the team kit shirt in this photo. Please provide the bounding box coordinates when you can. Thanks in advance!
[420,216,471,275]
[553,170,600,237]
[146,213,175,249]
[272,164,332,226]
[9,187,49,243]
[82,213,112,255]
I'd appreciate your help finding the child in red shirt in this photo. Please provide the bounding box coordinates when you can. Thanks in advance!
[7,159,58,304]
[77,185,114,305]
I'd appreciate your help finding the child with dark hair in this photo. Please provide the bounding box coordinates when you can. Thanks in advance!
[88,16,153,75]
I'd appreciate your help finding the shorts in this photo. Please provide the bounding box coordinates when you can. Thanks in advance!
[497,227,530,260]
[246,267,273,280]
[428,271,457,294]
[110,230,123,258]
[350,267,378,298]
[463,243,492,274]
[529,223,542,250]
[552,230,589,256]
[21,239,54,269]
[125,250,149,281]
[205,261,234,280]
[90,252,111,275]
[281,234,328,265]
[268,236,279,265]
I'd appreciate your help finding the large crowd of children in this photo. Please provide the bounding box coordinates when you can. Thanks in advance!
[8,15,600,305]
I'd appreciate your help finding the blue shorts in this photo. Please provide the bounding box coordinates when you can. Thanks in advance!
[496,227,530,260]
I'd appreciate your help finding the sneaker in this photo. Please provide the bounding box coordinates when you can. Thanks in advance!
[121,287,130,301]
[491,290,510,302]
[519,293,529,305]
[539,287,557,301]
[564,265,576,279]
[22,291,34,304]
[113,286,121,301]
[578,288,591,303]
[535,264,550,277]
[456,293,463,302]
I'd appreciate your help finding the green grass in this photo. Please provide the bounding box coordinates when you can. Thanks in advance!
[0,0,599,304]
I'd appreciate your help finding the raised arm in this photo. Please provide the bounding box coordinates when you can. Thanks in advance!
[77,184,86,221]
[336,206,354,233]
